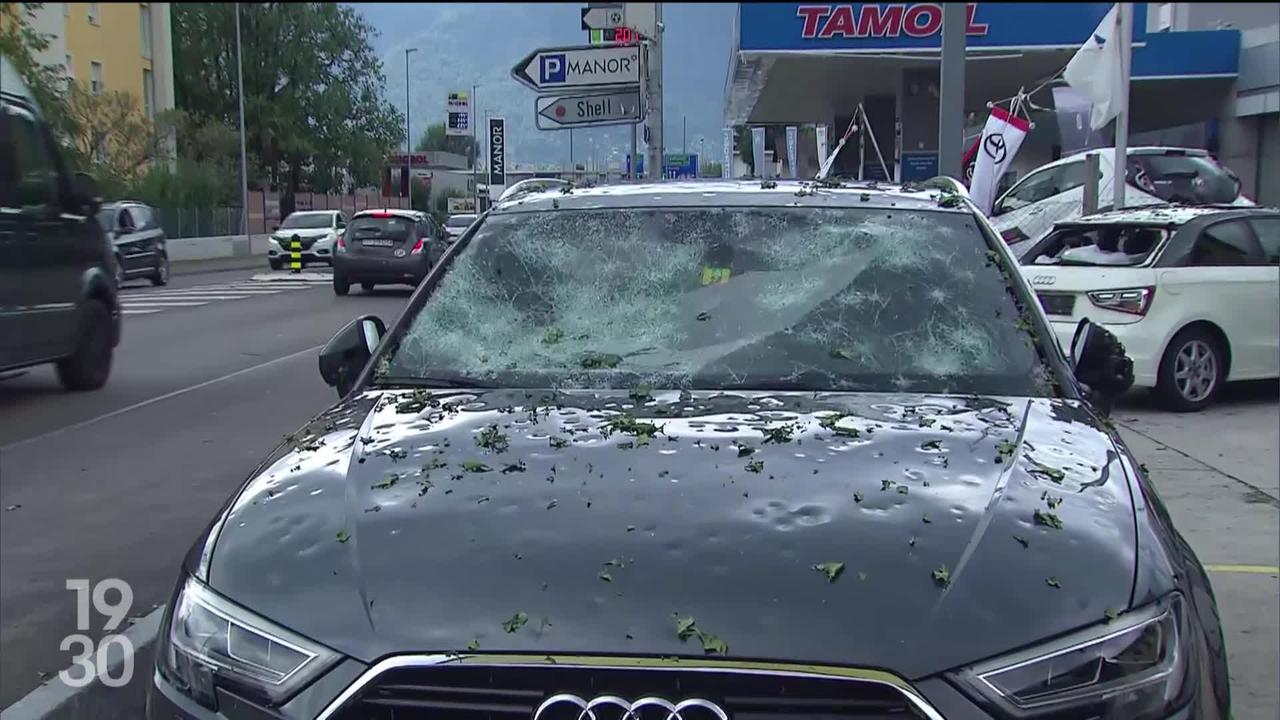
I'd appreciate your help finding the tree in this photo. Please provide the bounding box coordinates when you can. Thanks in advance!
[62,83,170,193]
[172,3,403,200]
[414,122,477,166]
[1,3,75,141]
[734,126,754,176]
[700,161,723,178]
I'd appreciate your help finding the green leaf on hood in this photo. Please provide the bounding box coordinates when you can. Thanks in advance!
[501,461,527,474]
[932,565,951,588]
[995,440,1017,464]
[542,327,564,345]
[371,474,399,490]
[818,413,846,430]
[461,461,492,473]
[1033,509,1064,529]
[1013,535,1029,548]
[829,348,857,361]
[1104,608,1121,623]
[422,458,447,472]
[673,615,699,641]
[699,633,728,656]
[1029,461,1066,484]
[629,385,653,403]
[812,561,845,582]
[761,423,797,444]
[736,445,755,458]
[603,414,663,440]
[580,353,622,369]
[336,530,351,543]
[921,440,942,451]
[549,436,569,450]
[857,571,868,581]
[744,459,764,474]
[918,417,936,428]
[897,485,910,495]
[853,492,864,503]
[476,495,491,504]
[475,425,510,453]
[502,612,529,633]
[466,638,480,651]
[626,525,636,532]
[1046,577,1061,589]
[417,479,433,496]
[546,499,558,510]
[921,514,932,524]
[598,570,613,583]
[881,480,894,491]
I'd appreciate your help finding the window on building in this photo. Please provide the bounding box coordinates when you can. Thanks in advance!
[139,4,153,59]
[88,2,100,24]
[142,69,155,118]
[90,62,103,95]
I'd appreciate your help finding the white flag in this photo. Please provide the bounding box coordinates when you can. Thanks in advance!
[970,106,1031,215]
[1063,4,1124,130]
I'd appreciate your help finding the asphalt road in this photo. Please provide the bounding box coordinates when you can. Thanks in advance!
[0,268,1275,718]
[0,266,414,708]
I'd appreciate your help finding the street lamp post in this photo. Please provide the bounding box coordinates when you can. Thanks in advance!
[405,48,417,210]
[234,3,248,240]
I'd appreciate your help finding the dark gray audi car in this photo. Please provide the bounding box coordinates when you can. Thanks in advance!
[148,180,1229,720]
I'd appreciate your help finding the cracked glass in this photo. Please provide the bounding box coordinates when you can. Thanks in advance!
[380,206,1055,395]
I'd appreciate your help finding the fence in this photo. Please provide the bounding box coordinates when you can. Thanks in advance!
[154,189,413,239]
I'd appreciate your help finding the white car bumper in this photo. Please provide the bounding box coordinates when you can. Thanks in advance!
[1050,319,1163,388]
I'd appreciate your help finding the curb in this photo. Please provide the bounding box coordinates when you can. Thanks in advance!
[169,256,269,277]
[0,606,166,720]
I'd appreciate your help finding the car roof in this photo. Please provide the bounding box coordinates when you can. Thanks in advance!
[490,179,974,214]
[287,209,340,216]
[1028,146,1213,176]
[1057,204,1277,227]
[352,208,421,219]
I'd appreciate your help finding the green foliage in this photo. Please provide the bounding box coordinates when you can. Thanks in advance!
[415,122,478,166]
[699,161,723,178]
[734,126,754,175]
[172,3,403,195]
[1,3,75,141]
[433,188,467,224]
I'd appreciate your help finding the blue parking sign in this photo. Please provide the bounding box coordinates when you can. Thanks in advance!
[539,54,567,84]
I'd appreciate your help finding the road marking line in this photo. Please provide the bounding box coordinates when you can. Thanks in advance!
[117,300,208,307]
[1204,564,1280,575]
[122,295,251,301]
[0,344,324,452]
[120,309,163,315]
[0,605,166,719]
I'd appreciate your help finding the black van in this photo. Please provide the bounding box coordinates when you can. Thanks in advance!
[1,60,120,390]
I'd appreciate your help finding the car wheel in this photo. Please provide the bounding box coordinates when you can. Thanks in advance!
[361,282,376,292]
[269,257,283,271]
[333,273,351,296]
[1156,327,1225,412]
[55,300,113,391]
[150,255,169,286]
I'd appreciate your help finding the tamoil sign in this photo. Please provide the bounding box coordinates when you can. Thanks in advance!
[740,3,1137,51]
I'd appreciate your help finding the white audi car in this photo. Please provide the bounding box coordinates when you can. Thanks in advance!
[991,147,1255,255]
[1019,205,1279,411]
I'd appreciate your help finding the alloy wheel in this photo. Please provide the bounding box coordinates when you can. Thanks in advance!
[1174,339,1217,403]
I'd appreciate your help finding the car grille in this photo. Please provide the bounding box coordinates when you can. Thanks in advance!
[277,236,317,250]
[326,660,932,720]
[1036,291,1076,317]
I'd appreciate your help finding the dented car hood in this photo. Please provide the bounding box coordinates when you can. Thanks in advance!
[202,389,1137,680]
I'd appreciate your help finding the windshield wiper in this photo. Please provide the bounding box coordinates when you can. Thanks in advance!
[374,376,496,390]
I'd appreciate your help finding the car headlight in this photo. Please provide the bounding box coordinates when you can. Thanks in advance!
[268,236,282,247]
[952,594,1186,719]
[160,575,340,709]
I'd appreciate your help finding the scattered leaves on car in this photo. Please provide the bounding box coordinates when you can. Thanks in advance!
[736,445,755,458]
[1033,509,1064,530]
[932,565,950,588]
[1046,577,1061,589]
[371,474,399,490]
[761,423,797,444]
[745,459,764,474]
[812,562,845,582]
[461,461,492,473]
[336,531,351,543]
[502,612,529,633]
[475,425,509,453]
[501,460,527,474]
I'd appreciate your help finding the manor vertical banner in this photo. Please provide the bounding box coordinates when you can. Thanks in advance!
[488,117,506,191]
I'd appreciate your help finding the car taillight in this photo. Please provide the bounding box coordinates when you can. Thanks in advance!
[410,237,425,255]
[1087,286,1155,316]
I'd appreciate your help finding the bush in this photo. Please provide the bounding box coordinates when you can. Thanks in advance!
[122,160,234,208]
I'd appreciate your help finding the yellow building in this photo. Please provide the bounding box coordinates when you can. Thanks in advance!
[22,2,175,118]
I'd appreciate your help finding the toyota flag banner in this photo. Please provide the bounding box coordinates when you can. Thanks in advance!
[969,106,1030,214]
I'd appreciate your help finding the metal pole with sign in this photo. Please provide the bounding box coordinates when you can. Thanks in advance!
[722,127,732,179]
[489,117,507,198]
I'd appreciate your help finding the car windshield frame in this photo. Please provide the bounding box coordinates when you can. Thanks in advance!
[363,199,1075,399]
[279,213,334,230]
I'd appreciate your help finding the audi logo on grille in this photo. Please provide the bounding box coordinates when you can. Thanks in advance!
[1031,275,1056,286]
[533,694,729,720]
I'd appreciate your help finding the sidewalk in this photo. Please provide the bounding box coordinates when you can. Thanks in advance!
[169,256,267,277]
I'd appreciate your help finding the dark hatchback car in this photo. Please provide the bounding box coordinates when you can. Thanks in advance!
[1,59,120,390]
[331,209,445,295]
[98,200,170,286]
[149,180,1229,720]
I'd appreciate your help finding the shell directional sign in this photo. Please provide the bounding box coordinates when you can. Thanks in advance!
[535,89,642,130]
[511,44,641,92]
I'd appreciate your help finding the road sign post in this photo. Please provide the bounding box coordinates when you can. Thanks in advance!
[488,117,506,197]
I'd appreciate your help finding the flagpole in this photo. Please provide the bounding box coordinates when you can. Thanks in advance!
[1113,2,1131,210]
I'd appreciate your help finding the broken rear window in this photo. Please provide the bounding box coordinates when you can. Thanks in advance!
[1024,224,1170,267]
[380,206,1055,396]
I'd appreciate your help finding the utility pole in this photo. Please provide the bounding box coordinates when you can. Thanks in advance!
[682,115,686,154]
[569,127,575,179]
[405,48,417,210]
[471,83,478,212]
[635,1,662,181]
[938,4,966,181]
[1113,3,1132,210]
[234,3,248,240]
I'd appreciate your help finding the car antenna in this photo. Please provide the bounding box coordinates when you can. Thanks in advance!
[815,103,891,183]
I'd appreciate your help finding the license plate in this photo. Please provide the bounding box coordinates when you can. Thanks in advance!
[361,239,394,247]
[1036,292,1076,316]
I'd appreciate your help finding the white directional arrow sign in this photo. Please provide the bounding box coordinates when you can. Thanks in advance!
[511,44,641,92]
[581,5,624,30]
[536,88,642,130]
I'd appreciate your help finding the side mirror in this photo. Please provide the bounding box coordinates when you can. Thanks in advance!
[71,172,101,214]
[1069,318,1134,416]
[319,315,386,398]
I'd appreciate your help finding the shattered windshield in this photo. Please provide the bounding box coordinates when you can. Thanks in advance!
[1025,224,1170,266]
[380,206,1055,395]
